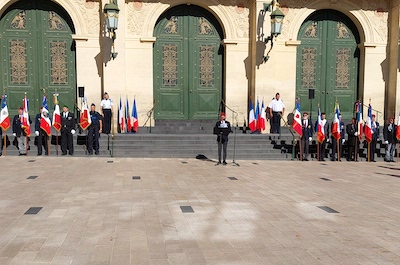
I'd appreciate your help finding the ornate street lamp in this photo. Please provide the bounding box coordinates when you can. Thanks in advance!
[104,0,120,60]
[261,1,285,62]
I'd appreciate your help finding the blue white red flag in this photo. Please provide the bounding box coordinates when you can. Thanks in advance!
[132,99,138,133]
[355,101,363,139]
[22,95,31,135]
[364,104,372,143]
[126,97,131,132]
[0,95,10,131]
[118,97,124,132]
[331,103,340,141]
[79,97,91,130]
[248,99,256,132]
[256,99,261,131]
[52,94,61,131]
[292,98,302,137]
[260,99,266,132]
[40,96,51,136]
[317,106,324,143]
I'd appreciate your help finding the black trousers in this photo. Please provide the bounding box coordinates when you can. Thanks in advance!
[37,130,49,155]
[318,140,327,160]
[271,111,281,133]
[218,141,228,162]
[61,128,74,155]
[102,109,112,134]
[88,125,100,153]
[370,139,377,161]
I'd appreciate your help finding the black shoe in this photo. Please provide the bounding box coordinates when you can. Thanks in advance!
[19,153,26,156]
[69,153,73,156]
[303,158,308,161]
[88,152,93,155]
[390,160,395,162]
[216,162,221,165]
[223,161,227,165]
[95,151,99,155]
[62,153,67,156]
[384,159,390,162]
[37,153,42,156]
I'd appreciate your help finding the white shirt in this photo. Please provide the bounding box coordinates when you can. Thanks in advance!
[268,98,285,112]
[100,98,113,109]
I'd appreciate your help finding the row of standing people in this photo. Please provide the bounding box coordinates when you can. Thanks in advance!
[300,112,397,162]
[0,101,109,156]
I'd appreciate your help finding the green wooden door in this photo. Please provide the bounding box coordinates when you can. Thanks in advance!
[153,5,224,120]
[296,10,360,119]
[0,0,76,114]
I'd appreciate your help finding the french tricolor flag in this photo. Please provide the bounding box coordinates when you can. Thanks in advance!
[292,98,302,137]
[132,99,138,133]
[248,99,256,132]
[331,103,340,141]
[0,95,10,131]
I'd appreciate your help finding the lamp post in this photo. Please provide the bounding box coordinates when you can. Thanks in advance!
[261,1,285,62]
[103,0,120,60]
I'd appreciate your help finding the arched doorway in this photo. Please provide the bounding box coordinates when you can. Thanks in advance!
[296,9,360,119]
[153,5,224,120]
[0,0,76,113]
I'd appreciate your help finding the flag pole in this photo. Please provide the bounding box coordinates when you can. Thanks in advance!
[337,139,340,162]
[24,92,29,156]
[299,137,302,161]
[2,129,6,156]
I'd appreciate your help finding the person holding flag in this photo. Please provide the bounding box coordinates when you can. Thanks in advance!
[369,113,379,162]
[12,106,31,156]
[34,106,51,156]
[346,117,359,161]
[0,95,11,156]
[61,105,76,155]
[300,112,313,161]
[315,108,329,161]
[330,103,345,161]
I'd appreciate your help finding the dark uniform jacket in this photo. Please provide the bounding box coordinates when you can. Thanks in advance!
[61,112,75,131]
[89,111,102,128]
[383,123,397,144]
[301,119,313,140]
[35,113,52,132]
[346,123,358,146]
[12,114,31,137]
[214,120,231,143]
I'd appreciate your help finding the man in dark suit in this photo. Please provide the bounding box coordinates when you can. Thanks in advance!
[12,107,31,156]
[88,103,103,155]
[370,114,380,162]
[300,112,313,161]
[346,118,358,161]
[34,107,50,156]
[61,106,76,155]
[214,112,231,165]
[383,116,396,162]
[331,114,345,161]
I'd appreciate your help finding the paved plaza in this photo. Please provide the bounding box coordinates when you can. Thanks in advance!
[0,157,400,265]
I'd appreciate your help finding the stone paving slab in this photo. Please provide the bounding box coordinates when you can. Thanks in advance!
[0,157,400,264]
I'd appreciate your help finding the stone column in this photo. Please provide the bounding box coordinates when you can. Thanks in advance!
[386,0,399,119]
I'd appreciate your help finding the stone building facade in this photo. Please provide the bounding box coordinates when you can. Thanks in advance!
[0,0,398,131]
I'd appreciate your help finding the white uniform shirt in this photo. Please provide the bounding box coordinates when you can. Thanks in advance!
[268,99,285,112]
[100,98,113,110]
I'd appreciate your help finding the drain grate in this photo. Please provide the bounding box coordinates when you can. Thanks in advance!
[180,206,194,213]
[24,207,43,215]
[318,206,339,213]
